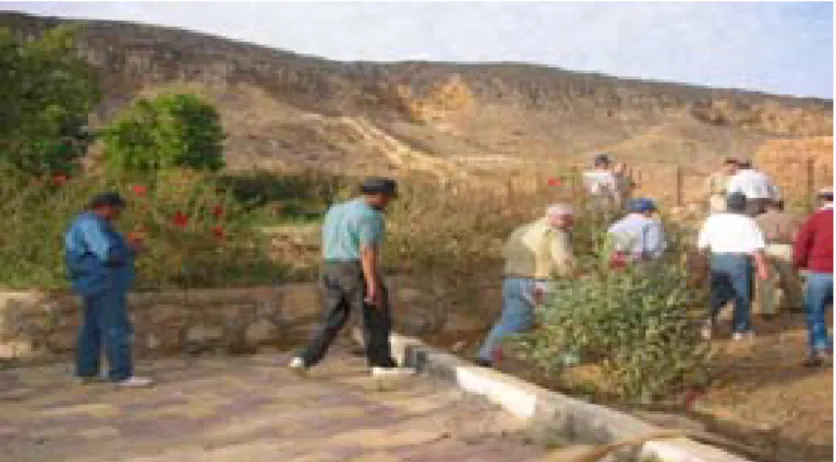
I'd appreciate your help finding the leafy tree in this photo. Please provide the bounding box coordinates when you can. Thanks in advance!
[0,25,100,174]
[102,93,225,173]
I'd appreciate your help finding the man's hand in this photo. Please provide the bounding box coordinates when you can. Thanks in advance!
[533,286,545,305]
[365,280,381,307]
[757,266,769,281]
[127,232,145,253]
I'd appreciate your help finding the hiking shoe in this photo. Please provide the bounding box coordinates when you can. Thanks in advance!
[74,375,105,385]
[115,376,154,388]
[288,357,308,376]
[732,331,755,341]
[473,358,493,368]
[370,366,416,378]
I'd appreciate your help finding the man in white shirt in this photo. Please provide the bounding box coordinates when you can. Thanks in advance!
[607,198,667,263]
[582,153,618,212]
[726,160,780,217]
[697,192,770,340]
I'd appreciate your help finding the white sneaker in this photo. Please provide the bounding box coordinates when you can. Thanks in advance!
[371,366,416,378]
[288,357,307,376]
[732,331,755,341]
[116,376,154,388]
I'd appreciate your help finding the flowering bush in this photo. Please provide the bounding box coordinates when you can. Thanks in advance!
[0,167,284,290]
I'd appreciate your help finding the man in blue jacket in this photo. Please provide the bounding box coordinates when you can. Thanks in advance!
[65,192,151,387]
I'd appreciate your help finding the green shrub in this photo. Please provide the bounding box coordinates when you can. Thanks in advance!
[102,93,225,173]
[515,226,711,403]
[0,167,284,290]
[0,25,99,175]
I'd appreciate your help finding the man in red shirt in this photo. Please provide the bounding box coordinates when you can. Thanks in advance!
[794,188,834,367]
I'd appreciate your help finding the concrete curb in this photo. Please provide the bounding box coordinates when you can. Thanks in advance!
[364,329,752,462]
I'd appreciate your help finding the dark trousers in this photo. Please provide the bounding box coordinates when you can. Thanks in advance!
[75,288,134,381]
[709,254,754,333]
[300,262,396,368]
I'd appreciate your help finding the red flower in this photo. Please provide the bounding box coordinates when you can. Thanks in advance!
[211,205,224,218]
[51,174,68,186]
[210,225,225,239]
[171,210,189,228]
[547,177,561,187]
[132,184,148,196]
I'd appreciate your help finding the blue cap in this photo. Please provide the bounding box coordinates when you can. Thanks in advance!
[628,198,656,213]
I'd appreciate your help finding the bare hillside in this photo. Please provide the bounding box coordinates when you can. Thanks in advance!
[0,11,832,177]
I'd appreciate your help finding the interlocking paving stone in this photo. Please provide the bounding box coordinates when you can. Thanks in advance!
[0,350,551,462]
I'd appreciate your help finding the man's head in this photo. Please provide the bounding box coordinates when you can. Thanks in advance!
[627,198,657,216]
[726,192,747,214]
[545,203,574,229]
[593,153,612,169]
[723,158,739,175]
[818,187,833,206]
[361,177,398,210]
[89,192,126,222]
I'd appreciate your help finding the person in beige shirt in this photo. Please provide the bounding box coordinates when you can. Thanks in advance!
[705,158,738,214]
[476,204,575,367]
[755,200,804,317]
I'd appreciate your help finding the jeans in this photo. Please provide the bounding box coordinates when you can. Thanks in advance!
[75,288,134,382]
[804,272,833,354]
[709,254,754,333]
[478,278,540,362]
[300,261,396,368]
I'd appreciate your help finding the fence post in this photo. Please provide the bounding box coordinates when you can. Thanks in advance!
[676,164,683,207]
[807,157,815,213]
[570,166,579,199]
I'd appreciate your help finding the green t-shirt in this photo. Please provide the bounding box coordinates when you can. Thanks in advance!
[322,198,385,261]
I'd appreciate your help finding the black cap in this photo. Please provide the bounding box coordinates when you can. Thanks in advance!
[360,177,398,197]
[89,192,126,209]
[726,192,747,212]
[594,153,611,166]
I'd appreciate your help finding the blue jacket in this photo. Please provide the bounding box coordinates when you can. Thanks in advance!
[64,212,135,297]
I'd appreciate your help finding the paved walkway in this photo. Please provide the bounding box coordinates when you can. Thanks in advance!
[0,351,554,462]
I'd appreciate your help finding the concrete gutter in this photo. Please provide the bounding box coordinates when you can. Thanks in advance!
[357,329,752,462]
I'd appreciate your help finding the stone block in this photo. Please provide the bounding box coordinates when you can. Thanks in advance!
[186,325,224,344]
[246,319,277,345]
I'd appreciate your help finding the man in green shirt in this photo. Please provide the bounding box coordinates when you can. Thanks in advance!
[290,178,410,376]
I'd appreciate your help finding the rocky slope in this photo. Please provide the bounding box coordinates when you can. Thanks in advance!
[1,11,832,176]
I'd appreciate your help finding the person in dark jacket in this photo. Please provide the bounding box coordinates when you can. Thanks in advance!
[65,192,151,387]
[794,188,834,367]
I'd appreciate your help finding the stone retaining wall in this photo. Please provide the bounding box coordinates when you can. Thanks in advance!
[0,278,496,361]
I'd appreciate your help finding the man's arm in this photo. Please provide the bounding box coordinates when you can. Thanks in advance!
[748,222,769,280]
[549,231,575,278]
[793,217,815,270]
[358,215,385,306]
[644,222,666,259]
[79,219,128,265]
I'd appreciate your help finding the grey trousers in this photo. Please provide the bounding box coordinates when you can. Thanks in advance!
[299,261,396,368]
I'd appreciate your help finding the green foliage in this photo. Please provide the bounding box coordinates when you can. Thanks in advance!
[217,169,345,221]
[515,224,712,403]
[102,93,225,173]
[0,167,284,290]
[0,25,99,174]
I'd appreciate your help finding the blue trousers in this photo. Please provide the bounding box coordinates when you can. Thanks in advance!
[709,254,754,333]
[75,288,134,382]
[478,278,540,362]
[804,272,833,354]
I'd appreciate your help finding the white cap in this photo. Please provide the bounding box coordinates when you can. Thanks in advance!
[546,204,574,217]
